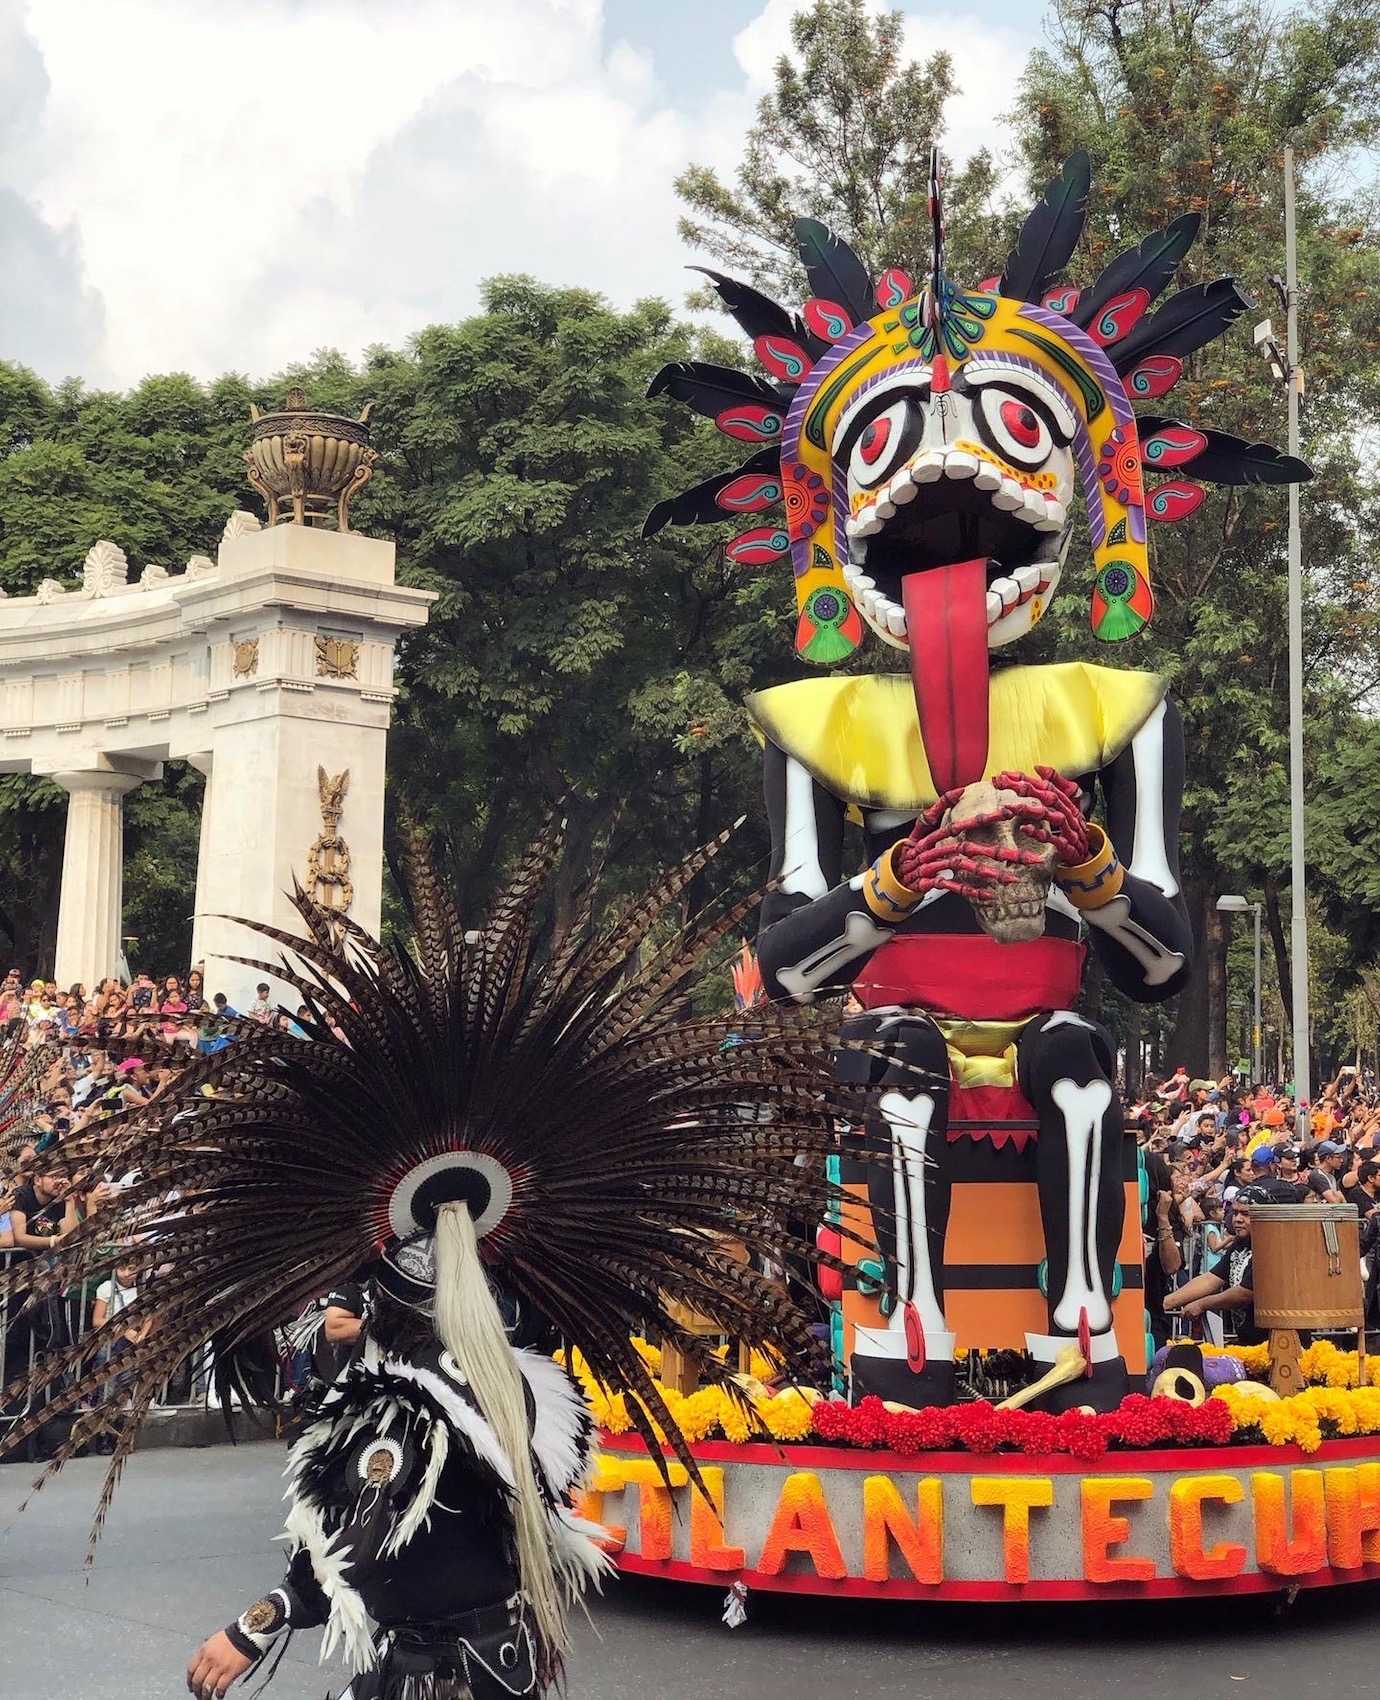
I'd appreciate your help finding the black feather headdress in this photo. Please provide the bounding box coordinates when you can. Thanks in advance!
[0,827,877,1543]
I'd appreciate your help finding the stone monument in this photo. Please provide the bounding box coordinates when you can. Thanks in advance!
[0,393,433,1007]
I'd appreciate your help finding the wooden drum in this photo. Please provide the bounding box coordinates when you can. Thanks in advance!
[1249,1204,1364,1329]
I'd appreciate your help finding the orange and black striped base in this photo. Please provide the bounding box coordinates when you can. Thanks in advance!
[838,1128,1146,1375]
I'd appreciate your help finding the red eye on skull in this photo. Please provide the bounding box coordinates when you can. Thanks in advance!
[1000,399,1041,447]
[858,416,892,465]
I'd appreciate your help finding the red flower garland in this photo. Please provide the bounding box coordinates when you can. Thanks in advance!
[806,1394,1231,1457]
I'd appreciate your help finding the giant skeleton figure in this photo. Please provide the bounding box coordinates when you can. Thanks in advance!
[646,149,1310,1411]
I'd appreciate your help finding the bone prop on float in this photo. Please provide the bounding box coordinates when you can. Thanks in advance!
[903,558,992,794]
[995,1343,1087,1410]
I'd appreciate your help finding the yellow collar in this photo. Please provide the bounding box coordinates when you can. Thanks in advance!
[746,662,1167,812]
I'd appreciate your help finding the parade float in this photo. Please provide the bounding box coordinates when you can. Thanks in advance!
[612,150,1380,1603]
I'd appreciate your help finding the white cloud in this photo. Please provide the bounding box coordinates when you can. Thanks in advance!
[7,0,1037,388]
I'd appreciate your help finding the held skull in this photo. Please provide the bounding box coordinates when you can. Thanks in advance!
[946,780,1056,944]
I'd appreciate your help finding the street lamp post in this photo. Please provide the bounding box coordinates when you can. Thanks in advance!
[1217,894,1262,1085]
[1252,142,1310,1134]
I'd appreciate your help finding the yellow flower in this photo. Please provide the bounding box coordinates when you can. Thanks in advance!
[762,1389,815,1441]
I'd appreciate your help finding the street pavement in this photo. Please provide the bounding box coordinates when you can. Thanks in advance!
[2,1442,1378,1700]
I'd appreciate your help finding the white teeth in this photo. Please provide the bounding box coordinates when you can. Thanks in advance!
[1038,561,1059,587]
[912,450,945,483]
[874,497,896,521]
[1034,497,1066,534]
[972,461,1002,492]
[890,471,918,504]
[885,605,907,639]
[991,476,1025,512]
[944,451,980,480]
[1013,565,1041,596]
[848,513,883,538]
[852,540,868,562]
[854,573,875,590]
[986,590,1002,623]
[991,575,1020,611]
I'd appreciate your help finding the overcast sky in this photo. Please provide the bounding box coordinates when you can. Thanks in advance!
[0,0,1041,389]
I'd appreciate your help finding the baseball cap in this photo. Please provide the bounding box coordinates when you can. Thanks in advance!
[1251,1146,1278,1168]
[115,1058,143,1075]
[1317,1141,1348,1158]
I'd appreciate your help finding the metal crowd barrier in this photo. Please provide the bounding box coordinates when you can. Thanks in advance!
[0,1248,245,1458]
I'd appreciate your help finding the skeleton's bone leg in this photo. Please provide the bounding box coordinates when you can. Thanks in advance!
[852,1016,956,1374]
[1019,1011,1125,1341]
[1049,1077,1112,1332]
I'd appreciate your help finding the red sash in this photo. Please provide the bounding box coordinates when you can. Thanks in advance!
[852,932,1086,1019]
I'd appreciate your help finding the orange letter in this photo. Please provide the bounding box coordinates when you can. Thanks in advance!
[1169,1475,1247,1580]
[614,1458,688,1562]
[573,1456,628,1553]
[862,1475,943,1584]
[1253,1470,1326,1577]
[1323,1463,1380,1569]
[1080,1477,1155,1582]
[689,1466,746,1571]
[756,1472,847,1579]
[971,1477,1054,1584]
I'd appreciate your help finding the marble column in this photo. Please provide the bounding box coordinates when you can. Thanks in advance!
[52,770,143,989]
[185,751,215,979]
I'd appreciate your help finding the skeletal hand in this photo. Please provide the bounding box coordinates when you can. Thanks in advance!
[990,765,1091,867]
[896,785,1053,903]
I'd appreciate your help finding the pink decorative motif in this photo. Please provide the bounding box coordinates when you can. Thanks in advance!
[725,525,791,566]
[715,403,785,444]
[754,334,812,384]
[783,463,830,540]
[1088,287,1152,347]
[1148,480,1207,523]
[802,298,855,343]
[976,275,1001,294]
[1142,425,1207,470]
[1042,287,1082,316]
[874,268,914,310]
[1127,354,1184,399]
[716,472,782,514]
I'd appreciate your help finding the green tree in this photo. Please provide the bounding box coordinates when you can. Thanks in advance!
[321,277,795,924]
[676,0,1003,299]
[0,282,799,981]
[1016,0,1380,1075]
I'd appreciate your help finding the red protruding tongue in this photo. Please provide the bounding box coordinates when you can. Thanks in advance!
[902,558,992,795]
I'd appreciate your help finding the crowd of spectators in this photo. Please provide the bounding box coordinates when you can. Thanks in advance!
[1135,1064,1380,1349]
[0,970,319,1442]
[4,971,1378,1448]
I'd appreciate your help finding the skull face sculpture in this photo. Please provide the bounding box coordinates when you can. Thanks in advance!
[838,367,1078,654]
[947,780,1056,943]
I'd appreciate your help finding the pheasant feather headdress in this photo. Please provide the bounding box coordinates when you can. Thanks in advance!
[1,828,873,1539]
[645,146,1310,661]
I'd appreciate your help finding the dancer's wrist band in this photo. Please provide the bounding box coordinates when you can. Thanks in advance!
[1054,823,1124,910]
[224,1623,264,1661]
[861,843,925,922]
[225,1589,291,1660]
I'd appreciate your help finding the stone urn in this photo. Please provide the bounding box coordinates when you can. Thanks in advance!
[245,388,378,531]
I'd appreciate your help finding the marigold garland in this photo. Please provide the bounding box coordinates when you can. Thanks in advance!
[564,1342,1380,1457]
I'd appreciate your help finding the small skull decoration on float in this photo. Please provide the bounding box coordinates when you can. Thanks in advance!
[646,148,1311,1412]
